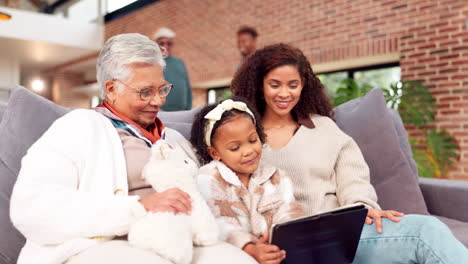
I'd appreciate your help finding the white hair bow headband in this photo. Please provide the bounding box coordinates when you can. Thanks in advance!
[204,99,255,146]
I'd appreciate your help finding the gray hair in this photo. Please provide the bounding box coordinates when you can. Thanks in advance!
[96,33,166,99]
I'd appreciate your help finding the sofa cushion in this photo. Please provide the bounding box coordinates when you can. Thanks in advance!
[0,102,6,123]
[164,122,192,140]
[0,86,69,264]
[436,216,468,247]
[0,159,25,264]
[334,89,429,215]
[0,86,70,176]
[388,109,419,178]
[158,107,200,124]
[159,108,201,140]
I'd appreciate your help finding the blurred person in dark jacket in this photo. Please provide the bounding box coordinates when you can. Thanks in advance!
[153,27,192,111]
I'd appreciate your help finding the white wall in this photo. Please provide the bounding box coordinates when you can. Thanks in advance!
[0,6,103,50]
[0,56,19,102]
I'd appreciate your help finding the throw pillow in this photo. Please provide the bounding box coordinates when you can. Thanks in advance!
[334,89,428,214]
[0,86,70,176]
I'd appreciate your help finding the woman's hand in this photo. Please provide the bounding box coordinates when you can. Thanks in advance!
[139,188,192,215]
[366,208,405,233]
[243,233,286,264]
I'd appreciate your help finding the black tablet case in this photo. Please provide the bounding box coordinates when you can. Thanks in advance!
[270,205,368,264]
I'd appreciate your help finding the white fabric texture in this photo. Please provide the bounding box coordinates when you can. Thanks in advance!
[9,109,195,264]
[67,240,257,264]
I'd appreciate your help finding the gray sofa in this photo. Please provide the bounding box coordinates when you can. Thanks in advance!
[0,86,467,264]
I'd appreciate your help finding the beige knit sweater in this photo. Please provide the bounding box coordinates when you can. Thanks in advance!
[261,115,380,216]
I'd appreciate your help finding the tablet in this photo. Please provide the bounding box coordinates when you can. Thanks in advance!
[270,204,368,264]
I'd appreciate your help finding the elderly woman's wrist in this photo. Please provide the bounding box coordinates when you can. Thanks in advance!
[131,197,147,218]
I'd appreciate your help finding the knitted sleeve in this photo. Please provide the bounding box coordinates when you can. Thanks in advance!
[334,137,381,209]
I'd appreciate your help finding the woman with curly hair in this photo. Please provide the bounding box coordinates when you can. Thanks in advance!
[231,43,468,263]
[190,97,305,264]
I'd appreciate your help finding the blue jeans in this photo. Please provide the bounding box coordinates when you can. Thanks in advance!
[353,214,468,264]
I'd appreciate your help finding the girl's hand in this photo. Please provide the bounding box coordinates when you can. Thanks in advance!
[243,233,286,264]
[366,208,405,233]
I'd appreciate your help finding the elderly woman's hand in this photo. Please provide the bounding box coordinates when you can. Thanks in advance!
[366,208,405,233]
[139,188,192,215]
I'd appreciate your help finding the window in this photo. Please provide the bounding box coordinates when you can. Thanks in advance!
[207,87,231,104]
[317,63,400,97]
[317,71,348,97]
[52,0,139,22]
[107,0,138,13]
[68,0,99,22]
[90,95,102,108]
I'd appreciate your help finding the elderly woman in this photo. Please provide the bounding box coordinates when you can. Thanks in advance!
[9,33,257,264]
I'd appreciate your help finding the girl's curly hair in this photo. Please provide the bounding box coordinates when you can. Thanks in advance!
[190,96,266,165]
[231,43,333,120]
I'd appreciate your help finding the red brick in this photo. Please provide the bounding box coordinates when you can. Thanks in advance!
[418,71,436,76]
[408,52,427,58]
[418,44,437,50]
[440,96,461,102]
[440,124,461,130]
[430,76,449,82]
[452,75,468,80]
[441,110,461,115]
[440,54,460,60]
[430,21,449,28]
[439,82,459,88]
[418,57,437,63]
[441,40,460,48]
[453,60,468,65]
[429,35,450,42]
[439,26,460,34]
[430,62,449,68]
[453,103,468,108]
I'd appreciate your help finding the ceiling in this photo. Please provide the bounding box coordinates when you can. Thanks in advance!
[0,36,97,72]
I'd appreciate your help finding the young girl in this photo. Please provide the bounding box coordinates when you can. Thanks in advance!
[190,98,305,264]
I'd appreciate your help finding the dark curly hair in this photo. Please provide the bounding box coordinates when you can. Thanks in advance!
[237,25,258,39]
[231,43,333,120]
[190,96,266,165]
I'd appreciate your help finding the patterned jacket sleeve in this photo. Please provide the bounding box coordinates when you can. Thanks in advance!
[196,172,257,249]
[272,170,306,225]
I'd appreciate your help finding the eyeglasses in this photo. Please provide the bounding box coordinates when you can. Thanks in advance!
[113,79,173,101]
[157,41,173,47]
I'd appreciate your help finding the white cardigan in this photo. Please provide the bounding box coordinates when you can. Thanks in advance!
[9,109,193,264]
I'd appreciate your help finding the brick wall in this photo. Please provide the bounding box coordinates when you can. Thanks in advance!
[105,0,468,179]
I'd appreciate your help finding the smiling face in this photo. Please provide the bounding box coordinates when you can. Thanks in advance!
[262,64,304,118]
[156,37,173,56]
[208,114,262,179]
[237,33,256,57]
[105,63,166,129]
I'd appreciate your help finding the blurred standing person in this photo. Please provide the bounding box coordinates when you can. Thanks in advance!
[237,26,258,67]
[153,27,193,111]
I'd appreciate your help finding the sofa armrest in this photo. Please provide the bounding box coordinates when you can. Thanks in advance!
[419,177,468,222]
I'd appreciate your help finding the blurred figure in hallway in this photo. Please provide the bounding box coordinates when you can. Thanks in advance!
[153,27,192,111]
[237,25,258,68]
